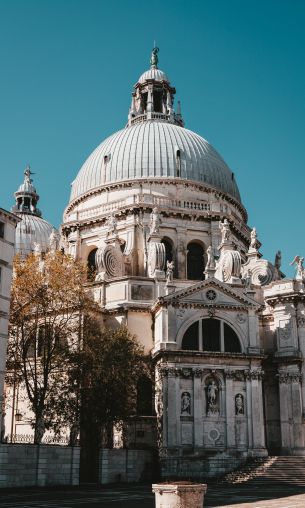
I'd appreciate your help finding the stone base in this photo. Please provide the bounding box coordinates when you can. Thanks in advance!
[152,482,207,508]
[159,451,249,480]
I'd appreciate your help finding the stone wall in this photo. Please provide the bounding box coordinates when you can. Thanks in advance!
[99,449,154,484]
[0,444,80,488]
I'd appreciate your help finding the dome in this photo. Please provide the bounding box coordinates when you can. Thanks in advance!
[17,179,36,194]
[70,121,241,203]
[138,68,169,83]
[15,214,54,256]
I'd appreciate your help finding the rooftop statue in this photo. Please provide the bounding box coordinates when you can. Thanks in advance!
[274,250,282,270]
[290,255,305,281]
[219,218,231,243]
[150,47,159,68]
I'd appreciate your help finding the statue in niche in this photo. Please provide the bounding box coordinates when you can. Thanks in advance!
[290,256,305,281]
[166,260,174,283]
[235,393,244,415]
[149,207,162,235]
[219,219,231,243]
[207,380,219,416]
[181,391,191,415]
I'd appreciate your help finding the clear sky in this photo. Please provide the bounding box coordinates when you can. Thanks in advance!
[0,0,304,276]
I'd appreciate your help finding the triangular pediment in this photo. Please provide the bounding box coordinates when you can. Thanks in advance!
[160,278,260,308]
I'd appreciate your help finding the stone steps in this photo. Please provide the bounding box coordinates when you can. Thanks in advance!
[218,456,305,487]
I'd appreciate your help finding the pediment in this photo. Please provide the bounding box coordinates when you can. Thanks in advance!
[161,278,260,309]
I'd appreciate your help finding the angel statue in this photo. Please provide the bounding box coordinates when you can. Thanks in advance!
[290,256,305,281]
[149,207,161,235]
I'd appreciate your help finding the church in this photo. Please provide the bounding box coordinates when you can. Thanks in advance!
[6,48,305,479]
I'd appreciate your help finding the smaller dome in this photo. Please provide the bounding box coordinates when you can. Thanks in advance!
[138,68,169,84]
[15,214,55,256]
[17,180,36,194]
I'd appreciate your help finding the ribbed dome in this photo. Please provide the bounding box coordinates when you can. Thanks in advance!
[138,68,169,83]
[15,214,54,256]
[70,122,241,203]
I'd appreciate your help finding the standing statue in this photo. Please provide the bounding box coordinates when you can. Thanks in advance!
[149,207,162,235]
[250,227,258,250]
[244,269,252,289]
[207,380,219,415]
[181,392,191,415]
[49,228,59,253]
[274,250,282,270]
[219,219,231,243]
[150,47,159,68]
[206,245,216,270]
[290,256,305,281]
[166,260,174,283]
[235,393,244,415]
[106,213,118,236]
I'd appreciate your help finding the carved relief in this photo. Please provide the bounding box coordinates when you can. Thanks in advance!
[237,312,247,324]
[96,243,124,279]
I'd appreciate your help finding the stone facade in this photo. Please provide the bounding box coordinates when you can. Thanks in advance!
[4,50,305,480]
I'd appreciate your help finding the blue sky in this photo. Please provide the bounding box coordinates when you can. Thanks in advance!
[0,0,304,276]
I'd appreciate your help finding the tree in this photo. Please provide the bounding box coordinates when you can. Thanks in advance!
[54,319,148,481]
[6,251,97,444]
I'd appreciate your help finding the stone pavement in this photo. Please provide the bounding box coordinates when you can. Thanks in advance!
[1,483,305,507]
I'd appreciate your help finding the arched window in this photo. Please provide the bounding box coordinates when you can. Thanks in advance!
[187,242,204,280]
[181,321,199,350]
[181,318,241,353]
[87,248,98,281]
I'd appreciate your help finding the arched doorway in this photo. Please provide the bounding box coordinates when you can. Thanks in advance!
[87,248,98,281]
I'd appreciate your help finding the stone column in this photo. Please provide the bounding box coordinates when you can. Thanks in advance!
[194,369,203,447]
[248,309,260,354]
[278,372,292,453]
[225,371,235,450]
[246,372,253,450]
[290,373,304,452]
[167,368,178,447]
[249,371,266,454]
[297,305,305,416]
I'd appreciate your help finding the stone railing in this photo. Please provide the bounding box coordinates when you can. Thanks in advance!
[5,433,69,445]
[75,194,211,222]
